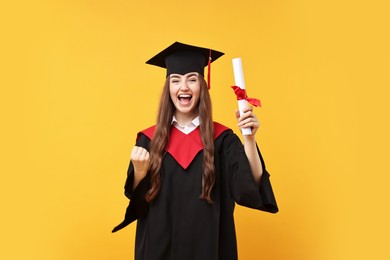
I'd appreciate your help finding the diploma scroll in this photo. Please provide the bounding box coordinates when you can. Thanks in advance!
[232,58,252,136]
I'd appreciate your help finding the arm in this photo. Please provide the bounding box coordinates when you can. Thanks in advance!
[131,146,150,190]
[112,138,151,233]
[231,107,278,213]
[236,106,263,185]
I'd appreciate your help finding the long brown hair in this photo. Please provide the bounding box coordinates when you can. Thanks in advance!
[145,75,215,204]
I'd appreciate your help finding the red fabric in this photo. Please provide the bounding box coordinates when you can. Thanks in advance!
[207,49,211,89]
[139,122,230,169]
[138,125,156,140]
[166,127,203,169]
[231,86,261,107]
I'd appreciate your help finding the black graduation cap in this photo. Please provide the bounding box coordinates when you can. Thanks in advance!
[146,42,224,88]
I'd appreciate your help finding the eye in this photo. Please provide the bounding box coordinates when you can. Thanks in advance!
[171,79,179,84]
[188,77,197,83]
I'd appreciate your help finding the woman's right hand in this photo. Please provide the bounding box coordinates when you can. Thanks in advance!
[131,146,150,187]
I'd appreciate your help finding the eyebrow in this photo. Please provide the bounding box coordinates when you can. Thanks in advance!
[169,73,198,79]
[186,73,198,78]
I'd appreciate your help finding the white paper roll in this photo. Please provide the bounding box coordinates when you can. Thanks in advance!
[232,58,252,136]
[232,58,246,89]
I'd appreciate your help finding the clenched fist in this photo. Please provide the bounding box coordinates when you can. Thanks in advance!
[236,106,260,138]
[131,146,150,184]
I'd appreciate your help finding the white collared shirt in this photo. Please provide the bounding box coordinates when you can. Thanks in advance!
[171,116,200,134]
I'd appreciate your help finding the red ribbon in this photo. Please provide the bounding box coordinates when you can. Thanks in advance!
[231,86,261,107]
[207,49,211,89]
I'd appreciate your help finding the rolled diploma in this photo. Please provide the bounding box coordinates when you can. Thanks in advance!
[232,58,252,135]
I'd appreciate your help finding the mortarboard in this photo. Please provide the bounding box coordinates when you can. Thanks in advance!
[146,41,224,89]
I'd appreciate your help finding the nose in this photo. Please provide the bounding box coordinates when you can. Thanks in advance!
[180,81,189,91]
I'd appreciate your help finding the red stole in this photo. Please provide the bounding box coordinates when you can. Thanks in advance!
[139,122,229,169]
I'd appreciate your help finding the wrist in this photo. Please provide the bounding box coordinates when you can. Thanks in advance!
[243,134,256,145]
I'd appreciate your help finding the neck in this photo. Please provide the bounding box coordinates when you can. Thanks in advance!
[174,112,197,126]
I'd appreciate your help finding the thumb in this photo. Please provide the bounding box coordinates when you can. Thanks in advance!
[235,109,240,119]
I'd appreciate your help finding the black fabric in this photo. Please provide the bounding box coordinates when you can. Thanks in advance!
[165,51,205,76]
[145,41,224,76]
[113,127,278,260]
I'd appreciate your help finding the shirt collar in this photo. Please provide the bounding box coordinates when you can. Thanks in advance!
[171,116,199,134]
[171,115,200,128]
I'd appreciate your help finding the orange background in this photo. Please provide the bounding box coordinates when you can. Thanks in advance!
[1,0,389,259]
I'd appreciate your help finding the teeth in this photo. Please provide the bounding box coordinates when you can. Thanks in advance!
[179,94,192,98]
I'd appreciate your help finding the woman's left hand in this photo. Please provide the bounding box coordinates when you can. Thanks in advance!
[236,106,260,137]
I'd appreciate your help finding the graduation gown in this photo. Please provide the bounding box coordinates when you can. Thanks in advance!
[113,122,278,260]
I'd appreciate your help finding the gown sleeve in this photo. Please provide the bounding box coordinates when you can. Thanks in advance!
[225,132,278,213]
[112,133,151,233]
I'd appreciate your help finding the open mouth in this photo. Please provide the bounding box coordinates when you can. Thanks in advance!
[178,94,192,104]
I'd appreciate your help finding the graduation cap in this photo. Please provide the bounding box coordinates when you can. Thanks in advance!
[146,41,224,89]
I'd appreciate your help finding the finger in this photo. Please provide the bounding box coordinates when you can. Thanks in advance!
[238,117,255,127]
[240,110,258,123]
[240,122,259,130]
[246,119,260,128]
[139,147,146,155]
[239,114,260,125]
[136,147,145,154]
[144,151,150,161]
[238,108,251,117]
[131,146,145,160]
[242,106,253,113]
[139,148,149,160]
[131,146,138,158]
[131,150,139,161]
[239,111,254,122]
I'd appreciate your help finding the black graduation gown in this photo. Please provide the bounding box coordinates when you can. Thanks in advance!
[113,122,278,260]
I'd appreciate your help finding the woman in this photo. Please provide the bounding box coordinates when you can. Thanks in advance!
[113,42,278,260]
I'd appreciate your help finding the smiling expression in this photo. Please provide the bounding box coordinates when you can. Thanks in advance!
[169,72,201,123]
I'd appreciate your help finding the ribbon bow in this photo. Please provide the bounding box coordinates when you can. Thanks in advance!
[231,86,261,107]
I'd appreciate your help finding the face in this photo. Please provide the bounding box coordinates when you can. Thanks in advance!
[169,72,201,122]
